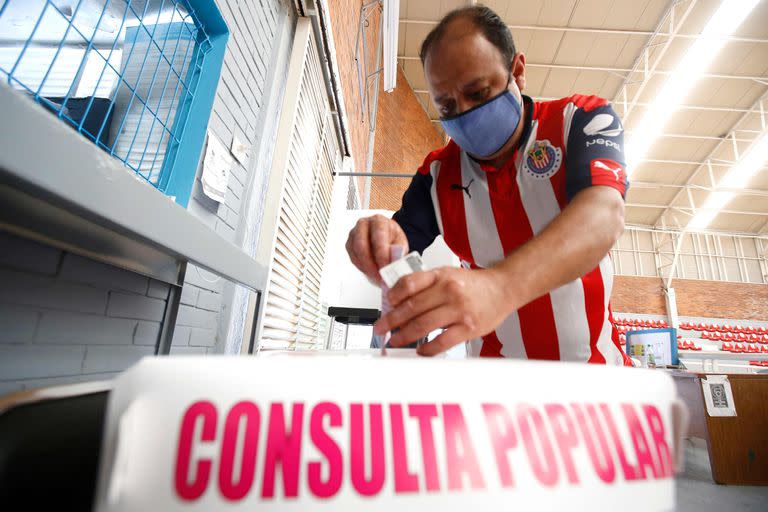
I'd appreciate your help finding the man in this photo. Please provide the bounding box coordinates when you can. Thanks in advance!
[346,6,631,365]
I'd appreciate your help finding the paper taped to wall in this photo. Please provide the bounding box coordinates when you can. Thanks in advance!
[230,132,250,165]
[702,374,737,417]
[201,132,233,203]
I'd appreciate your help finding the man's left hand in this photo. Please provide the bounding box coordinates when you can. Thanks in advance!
[374,267,512,356]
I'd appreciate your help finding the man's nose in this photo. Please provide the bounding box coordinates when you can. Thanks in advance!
[455,96,478,116]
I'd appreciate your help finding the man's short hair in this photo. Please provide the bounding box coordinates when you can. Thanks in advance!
[419,6,517,68]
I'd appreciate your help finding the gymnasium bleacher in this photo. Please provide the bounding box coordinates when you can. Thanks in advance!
[614,315,768,370]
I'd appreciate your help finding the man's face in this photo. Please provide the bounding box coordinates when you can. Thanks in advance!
[424,18,524,120]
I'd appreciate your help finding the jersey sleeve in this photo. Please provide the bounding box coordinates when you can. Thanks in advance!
[391,158,440,255]
[564,101,629,202]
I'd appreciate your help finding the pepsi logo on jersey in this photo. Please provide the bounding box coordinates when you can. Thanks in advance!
[586,138,621,151]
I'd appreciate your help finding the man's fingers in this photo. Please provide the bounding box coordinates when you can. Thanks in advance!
[388,270,438,307]
[346,215,410,283]
[390,219,409,253]
[375,285,445,335]
[347,219,378,280]
[417,325,467,356]
[370,215,393,270]
[388,305,456,347]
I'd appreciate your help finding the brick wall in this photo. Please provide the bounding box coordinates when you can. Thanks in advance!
[612,275,768,321]
[327,0,381,194]
[369,66,444,210]
[0,232,164,394]
[0,0,295,392]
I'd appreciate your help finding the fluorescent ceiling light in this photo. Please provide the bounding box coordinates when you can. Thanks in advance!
[688,131,768,229]
[625,0,760,174]
[688,191,735,230]
[382,0,399,92]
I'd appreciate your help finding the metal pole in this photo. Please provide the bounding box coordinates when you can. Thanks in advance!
[244,291,262,354]
[343,323,349,349]
[156,262,187,355]
[335,171,413,178]
[363,5,384,208]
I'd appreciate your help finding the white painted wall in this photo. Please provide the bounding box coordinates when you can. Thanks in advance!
[321,206,460,310]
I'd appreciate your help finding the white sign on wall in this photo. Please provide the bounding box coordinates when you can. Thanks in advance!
[201,132,233,203]
[702,375,737,417]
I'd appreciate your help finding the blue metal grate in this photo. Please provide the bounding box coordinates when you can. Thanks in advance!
[0,0,212,191]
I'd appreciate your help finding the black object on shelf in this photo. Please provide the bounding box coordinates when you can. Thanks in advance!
[41,96,115,147]
[327,306,380,326]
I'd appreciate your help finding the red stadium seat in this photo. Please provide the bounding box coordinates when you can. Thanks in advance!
[722,342,732,352]
[747,326,756,335]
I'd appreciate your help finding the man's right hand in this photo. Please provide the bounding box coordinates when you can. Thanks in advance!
[345,214,409,283]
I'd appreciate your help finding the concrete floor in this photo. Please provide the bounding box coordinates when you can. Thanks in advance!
[677,439,768,511]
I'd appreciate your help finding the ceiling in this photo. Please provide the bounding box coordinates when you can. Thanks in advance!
[397,0,768,236]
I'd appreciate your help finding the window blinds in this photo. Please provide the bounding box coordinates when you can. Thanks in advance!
[259,19,340,350]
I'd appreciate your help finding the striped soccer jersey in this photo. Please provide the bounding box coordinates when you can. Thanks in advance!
[393,94,632,365]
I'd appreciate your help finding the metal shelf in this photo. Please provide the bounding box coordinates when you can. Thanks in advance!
[0,82,265,291]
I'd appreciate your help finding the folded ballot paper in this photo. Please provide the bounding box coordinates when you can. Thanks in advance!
[373,248,425,352]
[93,353,687,512]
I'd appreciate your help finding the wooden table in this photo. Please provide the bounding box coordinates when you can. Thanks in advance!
[672,371,768,485]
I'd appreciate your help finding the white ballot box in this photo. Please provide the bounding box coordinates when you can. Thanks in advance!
[94,351,687,511]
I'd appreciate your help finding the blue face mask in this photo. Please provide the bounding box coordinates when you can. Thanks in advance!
[440,87,522,159]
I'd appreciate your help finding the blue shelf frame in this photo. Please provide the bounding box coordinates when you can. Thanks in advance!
[0,0,228,209]
[160,0,229,207]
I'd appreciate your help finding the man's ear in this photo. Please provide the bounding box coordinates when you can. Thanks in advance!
[511,53,526,92]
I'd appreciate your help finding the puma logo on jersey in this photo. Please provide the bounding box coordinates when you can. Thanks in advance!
[451,179,474,198]
[592,160,622,181]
